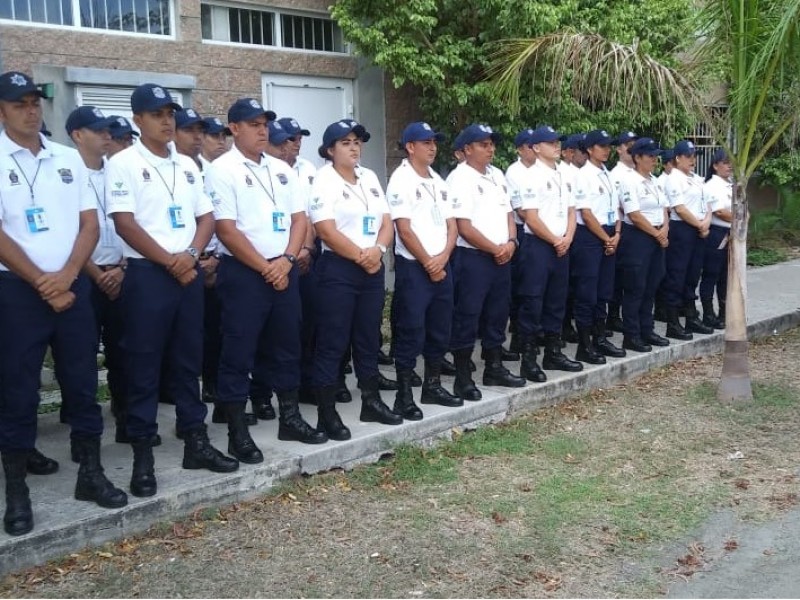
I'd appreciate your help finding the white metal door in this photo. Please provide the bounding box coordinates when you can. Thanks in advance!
[262,74,354,168]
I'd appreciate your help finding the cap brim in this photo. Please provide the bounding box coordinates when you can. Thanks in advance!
[177,118,208,130]
[2,86,46,102]
[85,117,116,131]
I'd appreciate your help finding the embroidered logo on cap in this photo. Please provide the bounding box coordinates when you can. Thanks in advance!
[152,87,166,99]
[249,99,261,109]
[92,108,104,118]
[186,109,197,118]
[10,74,27,87]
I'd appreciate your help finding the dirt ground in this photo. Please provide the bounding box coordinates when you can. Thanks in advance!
[2,329,800,598]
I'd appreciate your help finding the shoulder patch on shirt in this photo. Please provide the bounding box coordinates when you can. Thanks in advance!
[111,181,128,197]
[184,170,195,184]
[370,187,380,197]
[390,193,402,206]
[8,170,20,185]
[58,168,73,184]
[310,197,324,210]
[142,169,151,182]
[277,173,288,185]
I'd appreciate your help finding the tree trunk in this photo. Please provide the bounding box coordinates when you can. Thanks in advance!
[717,178,753,402]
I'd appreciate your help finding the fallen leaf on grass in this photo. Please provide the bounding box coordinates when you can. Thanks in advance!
[533,571,563,592]
[767,492,798,510]
[724,539,739,551]
[734,478,750,490]
[491,511,508,524]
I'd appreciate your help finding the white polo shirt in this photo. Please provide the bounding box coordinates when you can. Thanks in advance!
[611,162,637,192]
[620,172,667,226]
[704,175,732,229]
[523,160,575,238]
[0,132,95,272]
[308,164,389,251]
[105,141,212,258]
[665,169,707,221]
[88,160,124,266]
[205,145,304,260]
[573,161,620,227]
[505,158,535,226]
[448,161,512,249]
[386,159,452,260]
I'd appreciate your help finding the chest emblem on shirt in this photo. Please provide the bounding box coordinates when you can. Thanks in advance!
[184,171,195,184]
[245,175,253,187]
[477,185,484,195]
[142,168,151,182]
[8,170,20,185]
[308,175,314,185]
[546,181,552,191]
[441,191,447,202]
[58,168,73,184]
[566,182,571,193]
[415,189,422,200]
[277,173,288,185]
[370,188,380,197]
[599,186,604,194]
[343,190,350,199]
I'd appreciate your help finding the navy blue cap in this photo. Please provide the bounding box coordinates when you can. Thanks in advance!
[227,98,276,124]
[629,137,663,156]
[452,130,467,152]
[108,116,140,139]
[711,148,729,163]
[202,116,230,135]
[614,130,638,145]
[673,139,697,156]
[457,123,502,146]
[583,129,614,148]
[401,121,445,145]
[530,125,561,144]
[561,133,586,150]
[268,120,293,145]
[514,128,535,147]
[661,149,676,163]
[40,122,52,138]
[0,71,45,102]
[175,108,207,130]
[65,106,114,135]
[130,83,182,114]
[277,117,310,137]
[318,120,371,159]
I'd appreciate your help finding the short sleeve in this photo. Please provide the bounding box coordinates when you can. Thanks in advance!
[449,177,474,220]
[387,176,413,221]
[105,156,136,214]
[205,162,238,221]
[572,174,592,211]
[76,161,96,213]
[664,174,684,208]
[308,172,337,224]
[620,181,641,215]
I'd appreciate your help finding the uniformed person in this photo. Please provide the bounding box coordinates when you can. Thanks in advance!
[309,119,400,439]
[107,116,139,158]
[199,116,230,169]
[662,140,714,339]
[174,108,207,169]
[386,122,462,419]
[571,129,626,363]
[699,149,732,329]
[0,71,128,536]
[653,148,676,323]
[106,83,238,498]
[617,137,670,352]
[448,123,525,400]
[516,125,583,377]
[206,98,326,457]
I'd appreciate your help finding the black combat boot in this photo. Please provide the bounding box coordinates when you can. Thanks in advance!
[453,348,482,401]
[575,327,606,365]
[665,306,693,340]
[623,336,652,353]
[420,359,462,407]
[25,448,59,475]
[542,334,584,372]
[519,339,547,383]
[607,305,624,333]
[562,320,579,344]
[359,377,403,425]
[483,346,526,387]
[684,301,714,334]
[182,425,239,473]
[644,331,670,347]
[377,348,394,366]
[224,403,264,463]
[315,385,351,441]
[377,372,399,391]
[73,437,128,509]
[409,370,423,387]
[212,403,257,425]
[593,320,626,358]
[2,451,33,536]
[701,298,724,329]
[130,438,157,497]
[393,369,423,420]
[441,354,457,376]
[278,390,328,444]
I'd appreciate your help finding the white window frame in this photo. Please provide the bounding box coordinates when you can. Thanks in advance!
[200,1,348,55]
[0,0,176,39]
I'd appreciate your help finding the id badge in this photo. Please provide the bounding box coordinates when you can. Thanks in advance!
[362,215,377,236]
[169,205,186,229]
[25,207,49,233]
[432,203,445,226]
[607,211,616,227]
[272,211,287,232]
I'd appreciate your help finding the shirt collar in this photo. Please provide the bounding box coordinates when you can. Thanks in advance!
[230,143,267,168]
[135,139,180,165]
[0,130,54,159]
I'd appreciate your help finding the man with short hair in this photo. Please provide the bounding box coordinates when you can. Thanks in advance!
[106,83,239,499]
[107,116,139,158]
[200,116,230,169]
[0,72,128,536]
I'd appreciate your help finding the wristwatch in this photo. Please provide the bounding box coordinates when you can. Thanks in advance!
[376,243,388,255]
[509,238,519,249]
[282,253,297,264]
[185,247,199,261]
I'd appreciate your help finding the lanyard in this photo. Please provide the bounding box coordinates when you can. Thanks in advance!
[597,168,615,211]
[642,176,662,206]
[418,180,438,203]
[144,159,177,206]
[345,180,370,212]
[88,171,106,218]
[10,155,42,206]
[245,161,276,206]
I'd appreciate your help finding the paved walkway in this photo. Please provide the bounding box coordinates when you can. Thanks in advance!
[1,260,799,576]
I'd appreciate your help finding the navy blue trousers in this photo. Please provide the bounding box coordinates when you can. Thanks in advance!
[617,223,665,338]
[90,280,126,420]
[451,248,510,351]
[121,260,206,439]
[571,224,617,327]
[393,256,453,369]
[699,225,729,304]
[0,273,102,451]
[311,252,385,387]
[216,256,301,403]
[663,220,706,308]
[509,223,526,330]
[517,235,570,338]
[202,283,222,394]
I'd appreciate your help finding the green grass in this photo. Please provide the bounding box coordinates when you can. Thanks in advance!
[748,246,789,266]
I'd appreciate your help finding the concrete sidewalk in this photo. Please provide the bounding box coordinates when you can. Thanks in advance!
[1,260,799,576]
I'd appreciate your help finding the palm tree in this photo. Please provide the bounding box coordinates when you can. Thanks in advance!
[489,0,800,401]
